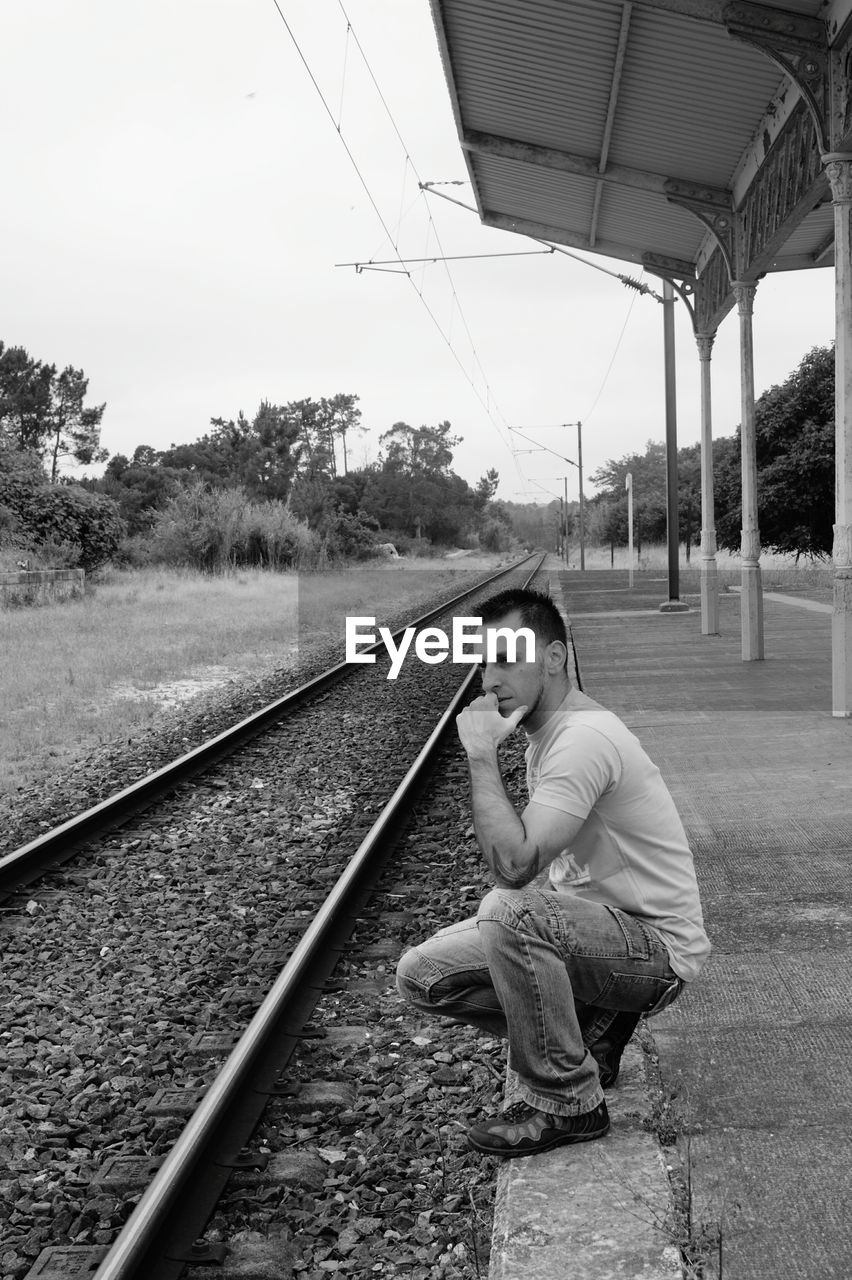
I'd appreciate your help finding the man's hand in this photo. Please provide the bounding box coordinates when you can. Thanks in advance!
[456,691,527,760]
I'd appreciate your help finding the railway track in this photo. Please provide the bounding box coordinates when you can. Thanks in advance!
[0,555,540,901]
[2,555,546,1280]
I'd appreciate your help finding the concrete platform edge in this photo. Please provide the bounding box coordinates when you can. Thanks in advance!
[488,1048,683,1279]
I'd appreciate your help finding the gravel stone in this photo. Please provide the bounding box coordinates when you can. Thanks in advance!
[1,563,536,1279]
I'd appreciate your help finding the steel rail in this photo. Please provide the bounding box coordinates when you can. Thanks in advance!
[91,555,544,1280]
[0,553,541,897]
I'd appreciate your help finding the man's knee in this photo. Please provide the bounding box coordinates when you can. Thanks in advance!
[477,884,531,927]
[395,945,429,1009]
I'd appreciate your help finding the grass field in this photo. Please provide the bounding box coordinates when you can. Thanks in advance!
[0,556,509,802]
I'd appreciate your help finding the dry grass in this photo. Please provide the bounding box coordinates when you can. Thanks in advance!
[0,557,507,803]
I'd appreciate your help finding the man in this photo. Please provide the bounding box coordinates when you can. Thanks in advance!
[396,586,710,1158]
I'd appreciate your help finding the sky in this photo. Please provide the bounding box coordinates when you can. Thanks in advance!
[0,0,838,506]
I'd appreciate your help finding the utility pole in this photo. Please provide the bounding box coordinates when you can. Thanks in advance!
[512,427,583,565]
[576,421,585,570]
[563,476,569,566]
[626,471,634,589]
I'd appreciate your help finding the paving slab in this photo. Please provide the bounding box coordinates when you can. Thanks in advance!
[563,569,852,1280]
[668,1128,852,1280]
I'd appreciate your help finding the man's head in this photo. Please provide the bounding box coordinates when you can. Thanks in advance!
[475,587,571,731]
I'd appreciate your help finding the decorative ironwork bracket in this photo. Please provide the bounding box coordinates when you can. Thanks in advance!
[641,250,696,281]
[642,253,699,330]
[643,246,735,336]
[723,1,830,152]
[664,179,736,277]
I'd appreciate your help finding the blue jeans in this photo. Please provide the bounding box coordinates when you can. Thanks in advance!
[396,885,682,1117]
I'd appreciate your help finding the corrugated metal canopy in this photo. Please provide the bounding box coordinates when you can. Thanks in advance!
[428,0,843,316]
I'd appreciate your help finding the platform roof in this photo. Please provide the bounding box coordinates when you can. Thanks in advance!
[428,0,852,326]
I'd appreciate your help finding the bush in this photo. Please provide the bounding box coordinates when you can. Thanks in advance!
[0,502,21,536]
[113,533,156,569]
[148,482,321,571]
[241,501,321,569]
[479,517,513,552]
[322,509,381,561]
[386,530,434,558]
[0,445,123,570]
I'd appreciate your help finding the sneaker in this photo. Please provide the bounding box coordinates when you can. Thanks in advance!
[468,1099,609,1157]
[590,1011,642,1089]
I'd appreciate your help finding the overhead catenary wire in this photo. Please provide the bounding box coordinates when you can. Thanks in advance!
[420,184,664,302]
[336,248,556,268]
[336,18,350,132]
[583,289,639,424]
[328,0,528,489]
[420,180,657,443]
[277,0,524,490]
[274,3,667,507]
[508,425,578,469]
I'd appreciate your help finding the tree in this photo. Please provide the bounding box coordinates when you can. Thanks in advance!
[380,419,460,478]
[249,400,303,499]
[0,343,107,480]
[288,473,336,531]
[478,498,514,551]
[0,345,54,454]
[715,345,835,558]
[46,366,108,482]
[282,394,363,479]
[474,468,500,510]
[158,401,303,502]
[363,420,482,544]
[589,441,668,549]
[90,448,183,535]
[324,392,363,476]
[501,499,558,548]
[589,439,702,554]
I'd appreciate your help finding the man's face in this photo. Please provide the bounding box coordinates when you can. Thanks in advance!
[478,609,546,725]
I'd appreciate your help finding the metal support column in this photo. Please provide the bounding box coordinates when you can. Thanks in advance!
[823,153,852,715]
[733,280,764,660]
[697,331,720,634]
[660,280,687,612]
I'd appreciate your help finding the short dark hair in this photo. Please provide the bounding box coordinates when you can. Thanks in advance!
[478,586,568,653]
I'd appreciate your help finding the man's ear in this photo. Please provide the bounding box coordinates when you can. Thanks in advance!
[545,640,569,673]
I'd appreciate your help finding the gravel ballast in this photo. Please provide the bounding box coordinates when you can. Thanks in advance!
[1,565,538,1280]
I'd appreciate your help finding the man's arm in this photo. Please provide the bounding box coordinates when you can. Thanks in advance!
[456,693,586,889]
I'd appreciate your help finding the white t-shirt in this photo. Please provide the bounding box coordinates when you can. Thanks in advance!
[526,688,710,982]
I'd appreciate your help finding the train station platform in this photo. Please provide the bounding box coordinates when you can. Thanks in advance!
[490,565,852,1280]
